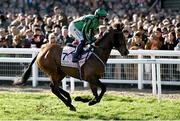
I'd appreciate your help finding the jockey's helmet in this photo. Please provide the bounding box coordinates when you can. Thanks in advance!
[94,8,107,18]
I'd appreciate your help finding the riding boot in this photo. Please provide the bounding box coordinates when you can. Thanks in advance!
[72,41,85,62]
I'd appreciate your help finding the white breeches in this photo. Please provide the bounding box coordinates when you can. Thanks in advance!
[68,22,84,42]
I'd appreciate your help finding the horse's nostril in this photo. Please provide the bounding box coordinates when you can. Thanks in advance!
[126,50,129,55]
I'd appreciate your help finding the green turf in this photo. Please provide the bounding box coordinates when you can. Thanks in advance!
[0,91,179,120]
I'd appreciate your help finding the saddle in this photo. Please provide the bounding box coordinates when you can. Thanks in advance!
[61,44,93,68]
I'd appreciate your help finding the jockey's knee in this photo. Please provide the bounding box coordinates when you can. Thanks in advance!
[80,40,85,45]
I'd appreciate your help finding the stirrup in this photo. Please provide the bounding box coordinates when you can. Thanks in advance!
[72,57,79,63]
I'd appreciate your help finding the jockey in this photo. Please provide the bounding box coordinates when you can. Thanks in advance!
[68,8,108,62]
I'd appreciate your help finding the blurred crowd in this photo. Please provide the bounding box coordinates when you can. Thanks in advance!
[0,0,180,51]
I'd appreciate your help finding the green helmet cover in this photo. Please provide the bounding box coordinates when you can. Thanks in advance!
[94,8,107,17]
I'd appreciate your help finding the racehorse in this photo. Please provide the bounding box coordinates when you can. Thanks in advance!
[14,25,129,111]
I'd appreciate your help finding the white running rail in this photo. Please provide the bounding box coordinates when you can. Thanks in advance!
[0,48,180,99]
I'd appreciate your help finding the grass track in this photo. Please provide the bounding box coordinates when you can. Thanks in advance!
[0,91,180,120]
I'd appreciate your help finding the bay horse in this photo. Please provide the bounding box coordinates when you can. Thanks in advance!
[14,26,129,111]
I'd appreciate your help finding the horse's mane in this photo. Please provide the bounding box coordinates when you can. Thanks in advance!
[94,27,112,46]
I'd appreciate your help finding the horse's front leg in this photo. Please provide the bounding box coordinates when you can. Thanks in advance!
[88,84,99,105]
[74,83,97,103]
[88,79,106,106]
[50,84,76,111]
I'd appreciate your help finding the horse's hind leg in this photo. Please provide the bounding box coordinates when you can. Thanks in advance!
[49,74,76,111]
[50,84,76,111]
[58,87,72,103]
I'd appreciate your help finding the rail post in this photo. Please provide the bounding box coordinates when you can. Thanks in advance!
[70,77,75,92]
[156,63,161,101]
[32,51,38,87]
[151,55,157,95]
[138,55,143,89]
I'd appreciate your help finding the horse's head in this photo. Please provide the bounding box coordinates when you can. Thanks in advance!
[110,27,129,56]
[95,24,129,56]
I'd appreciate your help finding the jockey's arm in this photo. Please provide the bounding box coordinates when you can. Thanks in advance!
[89,29,96,42]
[82,19,92,43]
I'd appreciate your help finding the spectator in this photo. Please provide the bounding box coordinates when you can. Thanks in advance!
[122,28,132,43]
[151,28,164,50]
[16,13,26,30]
[67,16,73,24]
[175,27,180,44]
[21,29,33,48]
[48,33,56,44]
[0,14,9,29]
[12,35,22,48]
[6,25,20,48]
[163,31,178,80]
[59,25,73,45]
[31,28,45,48]
[176,23,180,28]
[0,28,5,38]
[130,23,138,36]
[0,36,8,48]
[163,31,177,50]
[139,26,148,44]
[33,15,44,30]
[44,25,52,40]
[45,17,53,29]
[128,31,145,50]
[53,25,61,43]
[53,6,68,27]
[127,31,145,80]
[161,26,168,38]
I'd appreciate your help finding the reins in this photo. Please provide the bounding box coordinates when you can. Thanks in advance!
[90,44,111,68]
[92,52,106,67]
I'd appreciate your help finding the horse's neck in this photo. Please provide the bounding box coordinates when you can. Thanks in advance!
[93,37,113,63]
[94,47,111,63]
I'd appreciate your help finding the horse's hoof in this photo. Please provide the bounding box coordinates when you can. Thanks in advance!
[69,106,76,111]
[75,96,91,103]
[13,78,25,86]
[88,100,97,106]
[13,81,25,86]
[74,96,82,101]
[81,98,91,103]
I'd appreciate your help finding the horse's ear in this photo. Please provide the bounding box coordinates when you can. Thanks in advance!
[116,23,124,32]
[111,22,124,32]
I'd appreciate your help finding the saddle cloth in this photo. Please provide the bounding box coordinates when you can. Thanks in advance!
[61,46,92,68]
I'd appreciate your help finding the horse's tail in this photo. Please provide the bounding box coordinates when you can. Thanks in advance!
[13,53,38,85]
